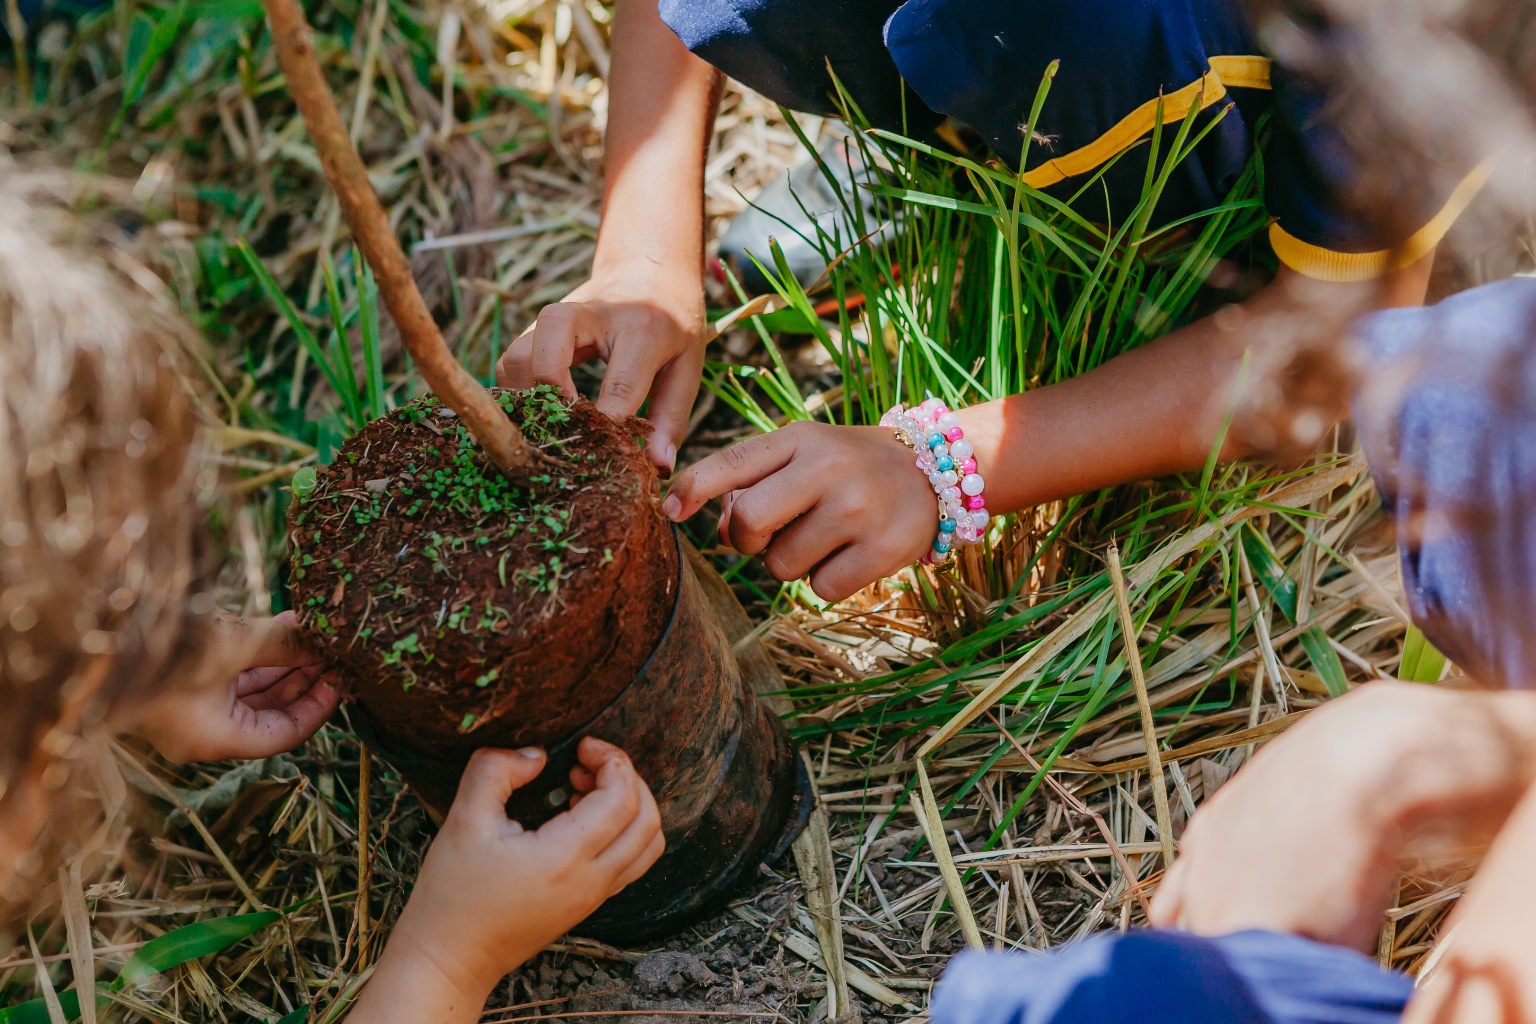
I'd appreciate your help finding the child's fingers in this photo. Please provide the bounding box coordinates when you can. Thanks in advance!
[720,460,821,556]
[496,304,595,396]
[507,302,606,397]
[540,740,644,855]
[716,491,739,546]
[608,830,666,896]
[240,673,342,755]
[574,735,627,771]
[495,333,539,389]
[248,614,326,669]
[569,764,598,793]
[805,541,892,603]
[662,428,800,522]
[762,508,856,584]
[236,664,312,702]
[594,770,662,874]
[642,348,705,471]
[593,330,663,421]
[452,748,549,827]
[1147,858,1186,928]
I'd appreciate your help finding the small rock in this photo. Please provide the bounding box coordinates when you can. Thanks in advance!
[364,477,391,493]
[633,951,716,995]
[436,407,458,418]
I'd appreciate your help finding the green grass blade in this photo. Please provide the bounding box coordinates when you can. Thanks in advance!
[117,911,282,990]
[1,911,282,1024]
[1300,626,1349,697]
[1240,523,1299,623]
[1400,626,1448,682]
[320,256,365,431]
[358,257,387,420]
[236,239,350,413]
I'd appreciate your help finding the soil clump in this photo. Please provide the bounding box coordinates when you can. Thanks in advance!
[288,387,677,762]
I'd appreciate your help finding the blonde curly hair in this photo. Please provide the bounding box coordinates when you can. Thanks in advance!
[0,168,219,914]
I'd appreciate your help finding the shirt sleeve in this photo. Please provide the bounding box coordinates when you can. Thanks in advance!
[930,931,1409,1024]
[1263,62,1484,281]
[1352,278,1536,687]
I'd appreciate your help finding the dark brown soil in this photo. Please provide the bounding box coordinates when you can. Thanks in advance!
[287,387,677,761]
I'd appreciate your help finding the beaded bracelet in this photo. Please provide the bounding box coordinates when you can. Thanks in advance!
[879,399,989,565]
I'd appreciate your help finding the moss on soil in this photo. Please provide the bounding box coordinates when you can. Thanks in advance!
[288,386,678,760]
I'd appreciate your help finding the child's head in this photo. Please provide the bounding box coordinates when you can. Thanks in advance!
[0,169,214,910]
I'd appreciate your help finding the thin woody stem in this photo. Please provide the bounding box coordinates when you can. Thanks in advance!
[259,0,534,477]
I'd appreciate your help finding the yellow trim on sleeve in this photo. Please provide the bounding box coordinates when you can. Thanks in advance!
[1207,55,1272,91]
[1020,55,1272,190]
[1270,160,1494,282]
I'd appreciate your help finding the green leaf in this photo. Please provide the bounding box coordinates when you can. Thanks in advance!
[0,991,82,1024]
[358,258,387,421]
[320,257,366,431]
[236,239,352,413]
[121,0,190,110]
[291,466,318,500]
[705,305,818,336]
[195,0,264,18]
[275,1011,308,1024]
[1400,626,1448,682]
[1,912,280,1023]
[1240,524,1298,623]
[117,911,280,990]
[1299,626,1349,697]
[864,183,1000,218]
[148,12,248,110]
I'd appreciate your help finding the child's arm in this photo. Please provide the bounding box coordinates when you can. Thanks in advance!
[495,0,720,470]
[665,262,1434,600]
[1148,682,1536,950]
[135,610,341,763]
[346,737,663,1024]
[1404,777,1536,1023]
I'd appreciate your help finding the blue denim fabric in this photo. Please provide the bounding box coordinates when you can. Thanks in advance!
[932,930,1411,1024]
[1352,277,1536,688]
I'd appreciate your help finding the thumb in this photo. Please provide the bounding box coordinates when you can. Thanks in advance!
[453,747,548,816]
[249,613,324,669]
[1147,857,1185,927]
[643,349,705,471]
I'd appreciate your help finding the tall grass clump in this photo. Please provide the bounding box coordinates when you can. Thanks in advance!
[706,71,1365,916]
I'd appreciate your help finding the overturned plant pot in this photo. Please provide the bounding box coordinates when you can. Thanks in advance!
[287,387,809,942]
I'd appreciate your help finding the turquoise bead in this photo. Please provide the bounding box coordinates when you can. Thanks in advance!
[936,455,955,472]
[933,536,953,553]
[927,432,945,449]
[939,518,957,533]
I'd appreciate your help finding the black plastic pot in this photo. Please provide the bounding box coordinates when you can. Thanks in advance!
[351,528,810,943]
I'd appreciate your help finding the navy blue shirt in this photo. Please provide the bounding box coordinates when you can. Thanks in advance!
[661,0,1474,281]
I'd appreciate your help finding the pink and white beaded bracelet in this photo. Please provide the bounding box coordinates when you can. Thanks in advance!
[879,398,989,565]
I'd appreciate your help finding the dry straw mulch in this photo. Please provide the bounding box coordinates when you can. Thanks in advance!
[0,1,1486,1021]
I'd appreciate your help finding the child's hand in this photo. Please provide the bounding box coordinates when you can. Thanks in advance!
[385,738,664,1001]
[136,611,340,764]
[1404,780,1536,1024]
[1150,683,1536,950]
[495,270,706,471]
[663,422,937,601]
